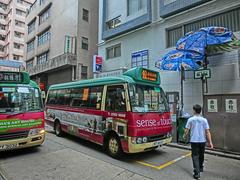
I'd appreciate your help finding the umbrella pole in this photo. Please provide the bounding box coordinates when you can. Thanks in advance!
[180,66,184,117]
[201,76,205,115]
[202,55,208,115]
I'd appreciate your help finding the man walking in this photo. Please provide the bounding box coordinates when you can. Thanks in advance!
[183,104,213,179]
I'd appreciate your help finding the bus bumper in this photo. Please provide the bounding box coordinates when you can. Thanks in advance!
[0,132,45,151]
[127,137,172,153]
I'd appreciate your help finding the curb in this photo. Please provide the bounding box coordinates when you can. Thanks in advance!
[167,143,240,160]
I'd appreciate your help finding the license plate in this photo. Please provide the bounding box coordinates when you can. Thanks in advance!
[0,144,18,150]
[153,140,164,146]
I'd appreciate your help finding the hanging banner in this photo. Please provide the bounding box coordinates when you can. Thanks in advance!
[226,99,237,113]
[207,99,218,112]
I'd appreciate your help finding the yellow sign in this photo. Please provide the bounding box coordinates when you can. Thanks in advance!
[142,70,157,82]
[82,88,89,101]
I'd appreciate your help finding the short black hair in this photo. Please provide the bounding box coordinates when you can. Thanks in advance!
[193,104,202,114]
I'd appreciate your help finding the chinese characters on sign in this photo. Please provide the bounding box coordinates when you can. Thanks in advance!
[226,99,237,113]
[208,99,218,112]
[141,69,157,82]
[0,72,22,83]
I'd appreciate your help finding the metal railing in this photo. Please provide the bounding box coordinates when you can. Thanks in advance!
[27,53,77,76]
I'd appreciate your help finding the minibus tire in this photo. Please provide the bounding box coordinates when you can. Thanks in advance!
[107,135,123,158]
[54,121,63,137]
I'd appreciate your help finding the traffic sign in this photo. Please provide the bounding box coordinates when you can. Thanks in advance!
[194,69,211,79]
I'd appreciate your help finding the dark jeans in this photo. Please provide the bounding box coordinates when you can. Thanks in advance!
[191,142,206,174]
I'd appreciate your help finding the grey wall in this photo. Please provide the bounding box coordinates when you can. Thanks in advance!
[48,68,73,86]
[159,0,212,17]
[25,0,78,63]
[76,0,99,79]
[101,0,152,40]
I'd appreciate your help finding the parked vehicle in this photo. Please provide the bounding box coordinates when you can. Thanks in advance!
[45,67,172,158]
[0,71,45,151]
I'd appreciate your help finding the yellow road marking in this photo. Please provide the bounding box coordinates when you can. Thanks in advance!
[135,161,159,169]
[136,152,191,170]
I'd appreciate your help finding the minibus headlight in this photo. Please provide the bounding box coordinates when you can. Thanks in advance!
[136,137,143,144]
[131,137,137,144]
[142,137,148,143]
[167,132,172,138]
[29,128,45,136]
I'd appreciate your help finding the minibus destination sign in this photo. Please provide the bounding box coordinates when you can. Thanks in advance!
[141,69,157,82]
[0,72,22,83]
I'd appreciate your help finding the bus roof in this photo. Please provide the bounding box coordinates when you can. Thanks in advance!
[49,67,161,90]
[0,80,39,88]
[49,76,135,90]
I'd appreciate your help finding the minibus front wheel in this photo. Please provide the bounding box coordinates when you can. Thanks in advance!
[106,134,123,158]
[54,120,63,137]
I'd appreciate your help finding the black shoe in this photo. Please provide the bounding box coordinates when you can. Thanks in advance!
[193,173,200,179]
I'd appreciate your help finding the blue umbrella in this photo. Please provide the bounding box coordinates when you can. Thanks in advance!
[155,49,205,115]
[176,26,233,55]
[155,49,205,71]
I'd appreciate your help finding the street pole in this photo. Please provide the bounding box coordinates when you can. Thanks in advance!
[201,75,205,115]
[180,65,184,117]
[202,55,208,116]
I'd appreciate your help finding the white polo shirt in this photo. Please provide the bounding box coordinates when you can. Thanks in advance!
[185,115,210,143]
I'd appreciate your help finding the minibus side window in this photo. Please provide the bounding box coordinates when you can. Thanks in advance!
[105,85,126,112]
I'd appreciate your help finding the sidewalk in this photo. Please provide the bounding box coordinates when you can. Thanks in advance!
[168,143,240,160]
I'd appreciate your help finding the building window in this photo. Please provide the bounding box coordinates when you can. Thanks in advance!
[14,31,23,38]
[37,52,48,65]
[64,36,76,54]
[39,0,47,5]
[127,0,147,16]
[0,13,6,20]
[16,9,26,16]
[82,8,89,22]
[184,8,240,33]
[29,2,37,14]
[38,29,51,46]
[81,37,88,50]
[39,7,50,25]
[27,39,35,52]
[81,66,88,79]
[0,24,5,30]
[28,20,35,34]
[106,16,121,30]
[0,45,4,52]
[17,0,24,4]
[0,34,6,41]
[167,26,183,48]
[15,20,25,27]
[13,55,21,60]
[0,3,7,10]
[106,44,121,59]
[167,8,240,48]
[14,43,23,50]
[26,59,34,69]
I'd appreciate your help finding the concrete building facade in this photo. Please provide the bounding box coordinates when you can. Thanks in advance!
[24,0,98,89]
[0,0,34,61]
[98,0,240,152]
